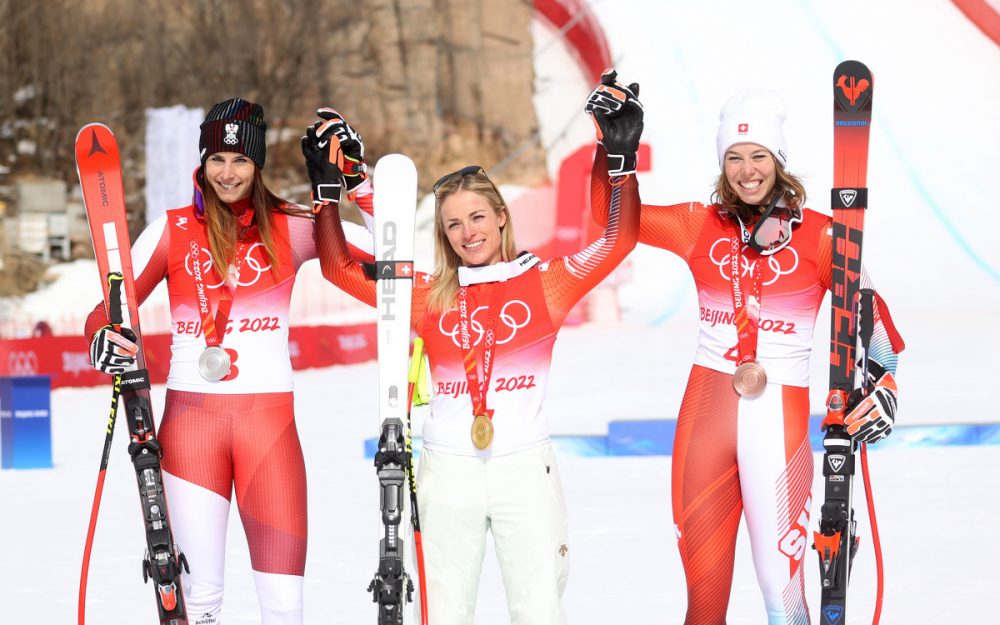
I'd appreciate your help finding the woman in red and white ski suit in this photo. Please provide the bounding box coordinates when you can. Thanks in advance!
[592,88,905,624]
[84,98,368,625]
[304,87,642,625]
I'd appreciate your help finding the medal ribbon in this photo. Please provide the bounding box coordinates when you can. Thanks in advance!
[457,282,508,421]
[729,232,764,365]
[189,209,256,348]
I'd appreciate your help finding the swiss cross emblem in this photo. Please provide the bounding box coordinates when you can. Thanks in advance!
[738,123,749,134]
[399,262,413,276]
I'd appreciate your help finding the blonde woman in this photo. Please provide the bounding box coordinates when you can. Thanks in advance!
[303,79,643,625]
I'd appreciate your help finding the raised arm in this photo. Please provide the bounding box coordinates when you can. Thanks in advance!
[314,201,378,308]
[542,71,646,326]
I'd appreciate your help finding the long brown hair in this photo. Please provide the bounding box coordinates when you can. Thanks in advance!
[711,157,807,223]
[428,169,518,312]
[200,167,309,277]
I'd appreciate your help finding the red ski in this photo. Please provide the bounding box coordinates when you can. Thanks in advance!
[76,123,189,625]
[812,60,884,625]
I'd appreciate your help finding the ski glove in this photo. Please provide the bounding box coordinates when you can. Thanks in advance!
[89,324,138,374]
[585,68,644,176]
[315,108,368,192]
[845,370,897,444]
[301,122,344,211]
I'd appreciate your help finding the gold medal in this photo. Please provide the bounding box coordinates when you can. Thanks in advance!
[471,414,494,450]
[733,361,767,398]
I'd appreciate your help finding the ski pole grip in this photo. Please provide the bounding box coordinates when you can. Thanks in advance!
[858,288,875,393]
[107,272,125,328]
[858,288,875,352]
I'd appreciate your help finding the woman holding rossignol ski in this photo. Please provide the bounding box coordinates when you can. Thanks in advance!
[83,97,369,625]
[302,75,643,625]
[590,82,905,624]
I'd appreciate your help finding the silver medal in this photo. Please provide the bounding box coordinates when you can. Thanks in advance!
[198,345,231,381]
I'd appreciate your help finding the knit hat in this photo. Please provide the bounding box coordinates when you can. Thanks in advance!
[199,98,267,169]
[716,89,788,169]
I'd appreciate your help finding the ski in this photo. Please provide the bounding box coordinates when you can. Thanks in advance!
[76,123,190,625]
[813,60,874,625]
[367,153,419,624]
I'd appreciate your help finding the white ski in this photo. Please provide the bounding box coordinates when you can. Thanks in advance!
[368,153,418,624]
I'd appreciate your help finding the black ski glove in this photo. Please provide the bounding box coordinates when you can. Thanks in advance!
[585,69,644,176]
[315,108,368,193]
[301,123,343,212]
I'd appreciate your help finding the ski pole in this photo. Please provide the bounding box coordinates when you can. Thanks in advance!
[78,272,126,625]
[857,288,884,625]
[406,337,429,625]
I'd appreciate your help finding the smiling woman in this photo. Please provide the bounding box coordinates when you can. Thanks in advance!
[591,86,906,624]
[308,70,644,624]
[81,97,361,625]
[204,152,255,204]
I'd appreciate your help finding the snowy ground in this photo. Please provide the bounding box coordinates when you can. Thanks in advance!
[1,323,997,624]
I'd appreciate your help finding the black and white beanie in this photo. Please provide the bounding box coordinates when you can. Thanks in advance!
[199,98,267,169]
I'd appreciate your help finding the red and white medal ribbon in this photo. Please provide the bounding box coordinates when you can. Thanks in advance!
[729,232,767,397]
[458,283,507,449]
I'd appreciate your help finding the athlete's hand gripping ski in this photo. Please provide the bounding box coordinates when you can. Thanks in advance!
[585,68,644,177]
[845,368,897,444]
[89,324,138,374]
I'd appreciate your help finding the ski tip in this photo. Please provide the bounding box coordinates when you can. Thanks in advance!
[833,60,873,113]
[74,123,114,144]
[374,153,418,176]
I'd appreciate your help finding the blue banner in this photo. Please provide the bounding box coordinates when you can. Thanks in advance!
[0,376,53,469]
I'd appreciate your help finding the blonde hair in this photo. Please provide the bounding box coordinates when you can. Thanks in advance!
[711,156,807,223]
[200,167,309,277]
[428,169,517,312]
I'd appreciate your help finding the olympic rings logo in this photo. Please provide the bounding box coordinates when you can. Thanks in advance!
[438,300,532,348]
[708,238,799,286]
[7,351,39,376]
[184,242,272,288]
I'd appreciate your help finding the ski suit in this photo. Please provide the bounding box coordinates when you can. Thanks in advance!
[591,150,904,625]
[315,153,639,625]
[85,181,337,625]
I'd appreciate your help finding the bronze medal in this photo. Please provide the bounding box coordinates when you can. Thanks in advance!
[733,360,767,398]
[198,345,231,382]
[471,414,494,450]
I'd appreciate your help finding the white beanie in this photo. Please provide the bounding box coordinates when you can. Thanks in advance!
[716,89,788,169]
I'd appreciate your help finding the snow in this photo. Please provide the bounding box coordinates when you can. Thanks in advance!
[2,0,999,623]
[1,329,997,623]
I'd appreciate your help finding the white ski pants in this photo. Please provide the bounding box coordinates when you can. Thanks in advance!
[415,442,570,625]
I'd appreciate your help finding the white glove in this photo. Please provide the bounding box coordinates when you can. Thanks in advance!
[845,371,897,443]
[89,325,138,374]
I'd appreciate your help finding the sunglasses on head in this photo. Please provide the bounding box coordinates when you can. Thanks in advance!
[433,165,486,191]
